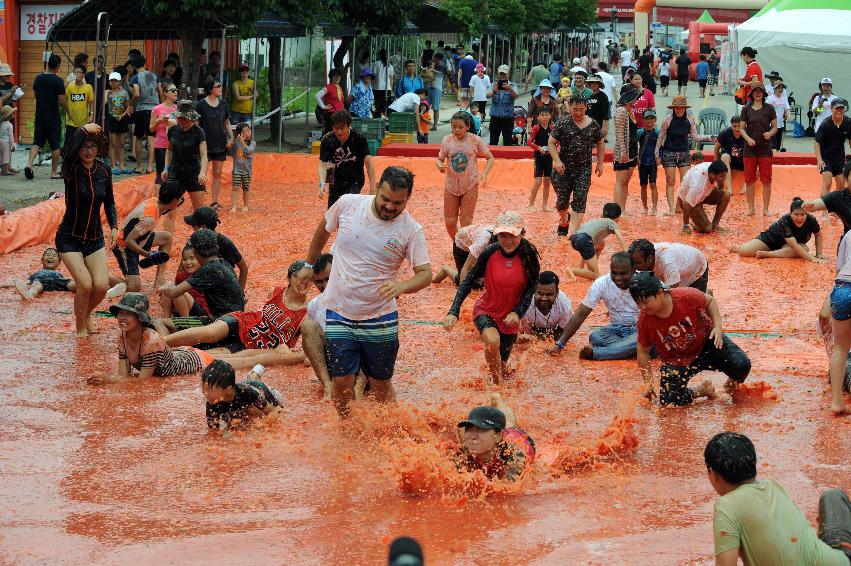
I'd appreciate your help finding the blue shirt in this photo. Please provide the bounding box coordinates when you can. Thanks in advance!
[696,61,709,80]
[395,75,424,97]
[637,127,659,165]
[549,62,563,84]
[349,80,374,118]
[489,81,518,118]
[458,57,478,88]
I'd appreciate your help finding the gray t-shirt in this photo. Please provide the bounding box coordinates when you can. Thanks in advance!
[129,70,159,111]
[232,137,255,176]
[577,218,618,244]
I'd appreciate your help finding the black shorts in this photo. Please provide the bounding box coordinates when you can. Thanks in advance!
[107,114,129,134]
[698,79,707,88]
[328,182,363,208]
[216,314,246,353]
[134,110,153,138]
[55,230,105,257]
[28,270,72,291]
[822,157,847,177]
[723,154,745,171]
[534,153,553,177]
[659,335,750,406]
[474,314,518,362]
[660,76,670,88]
[688,267,709,293]
[112,232,155,276]
[33,122,61,150]
[569,232,597,260]
[189,300,209,317]
[552,164,592,213]
[207,151,227,162]
[172,171,203,193]
[755,232,786,251]
[638,162,658,185]
[614,158,637,171]
[678,76,689,87]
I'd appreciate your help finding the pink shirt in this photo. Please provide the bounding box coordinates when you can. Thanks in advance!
[152,103,177,149]
[438,133,493,196]
[322,195,430,320]
[631,88,655,129]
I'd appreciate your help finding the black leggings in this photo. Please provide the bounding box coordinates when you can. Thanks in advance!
[154,148,167,178]
[659,335,751,406]
[474,314,518,362]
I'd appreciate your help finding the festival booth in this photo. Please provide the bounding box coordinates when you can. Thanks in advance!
[735,0,851,106]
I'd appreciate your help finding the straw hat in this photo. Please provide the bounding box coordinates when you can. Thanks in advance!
[0,105,15,121]
[667,95,690,109]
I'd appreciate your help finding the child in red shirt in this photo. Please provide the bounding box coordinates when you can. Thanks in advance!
[630,272,751,406]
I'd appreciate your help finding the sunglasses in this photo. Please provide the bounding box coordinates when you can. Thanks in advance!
[80,144,99,152]
[167,88,178,93]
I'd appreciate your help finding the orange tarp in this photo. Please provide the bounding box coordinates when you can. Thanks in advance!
[0,153,824,254]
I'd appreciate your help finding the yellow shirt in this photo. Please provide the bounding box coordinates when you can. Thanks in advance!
[231,79,254,114]
[714,480,849,566]
[65,81,94,127]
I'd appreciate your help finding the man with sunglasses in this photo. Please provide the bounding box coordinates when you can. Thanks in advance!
[111,179,186,291]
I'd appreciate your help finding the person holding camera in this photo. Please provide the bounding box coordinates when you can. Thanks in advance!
[487,65,518,146]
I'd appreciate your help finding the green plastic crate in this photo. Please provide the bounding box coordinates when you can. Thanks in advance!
[388,112,417,133]
[367,139,380,155]
[351,118,386,140]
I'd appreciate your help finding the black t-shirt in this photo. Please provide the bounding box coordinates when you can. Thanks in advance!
[319,130,369,188]
[33,72,66,126]
[675,55,691,76]
[717,127,745,161]
[659,51,672,64]
[187,258,245,317]
[638,54,653,73]
[815,116,851,162]
[206,380,280,429]
[85,72,107,119]
[761,213,820,247]
[586,90,610,127]
[195,98,231,154]
[167,124,206,178]
[740,104,775,158]
[823,190,851,233]
[662,115,692,152]
[216,233,243,268]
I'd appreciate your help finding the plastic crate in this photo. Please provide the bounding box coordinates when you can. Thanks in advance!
[388,112,417,133]
[351,118,385,140]
[367,139,380,155]
[311,140,321,154]
[388,132,414,144]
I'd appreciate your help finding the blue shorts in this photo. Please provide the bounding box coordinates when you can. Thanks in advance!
[570,231,597,261]
[28,269,72,292]
[428,87,442,112]
[831,281,851,321]
[325,310,400,380]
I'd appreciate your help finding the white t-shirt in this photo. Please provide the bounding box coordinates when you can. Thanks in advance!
[658,62,671,77]
[468,74,492,102]
[582,274,638,326]
[454,224,493,258]
[812,94,838,131]
[677,162,716,207]
[307,295,327,331]
[836,231,851,283]
[388,92,422,114]
[652,242,708,287]
[621,50,633,67]
[372,60,395,91]
[597,70,617,101]
[522,290,573,331]
[766,94,789,128]
[321,194,430,320]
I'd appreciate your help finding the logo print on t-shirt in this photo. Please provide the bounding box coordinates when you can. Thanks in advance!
[70,93,86,102]
[657,316,697,352]
[383,237,405,258]
[450,151,469,174]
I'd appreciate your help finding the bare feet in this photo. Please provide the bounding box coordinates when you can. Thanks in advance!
[106,282,127,298]
[651,208,658,216]
[754,251,768,259]
[724,378,739,398]
[578,345,594,360]
[528,204,537,212]
[230,207,237,213]
[85,317,99,335]
[322,385,332,401]
[762,208,770,216]
[730,245,740,253]
[542,205,553,212]
[830,402,851,415]
[14,280,32,299]
[241,207,249,212]
[642,208,649,215]
[75,329,90,338]
[697,379,717,400]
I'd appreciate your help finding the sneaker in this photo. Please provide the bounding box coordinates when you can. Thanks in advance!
[557,224,569,236]
[112,168,122,175]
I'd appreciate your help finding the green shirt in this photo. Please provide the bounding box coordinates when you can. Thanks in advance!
[714,480,849,566]
[529,66,549,88]
[572,86,592,99]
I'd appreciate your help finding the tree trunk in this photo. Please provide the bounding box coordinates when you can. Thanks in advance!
[268,37,282,142]
[179,27,206,101]
[332,36,352,74]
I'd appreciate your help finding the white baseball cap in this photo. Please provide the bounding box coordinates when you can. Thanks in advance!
[572,58,581,64]
[108,71,122,81]
[820,77,833,85]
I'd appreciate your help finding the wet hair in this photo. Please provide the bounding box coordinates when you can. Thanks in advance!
[603,202,622,220]
[790,196,805,212]
[188,228,219,259]
[516,240,542,281]
[538,270,559,287]
[330,110,352,127]
[628,271,666,302]
[704,432,757,485]
[47,54,61,70]
[568,95,588,106]
[42,247,58,258]
[132,54,146,68]
[610,251,633,268]
[314,253,333,274]
[730,115,741,123]
[740,47,758,58]
[450,111,472,131]
[202,360,236,389]
[287,259,308,278]
[158,179,185,204]
[708,160,728,175]
[379,166,415,195]
[627,238,655,261]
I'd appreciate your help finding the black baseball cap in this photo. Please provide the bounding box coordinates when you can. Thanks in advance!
[388,537,423,566]
[458,406,506,431]
[184,206,220,228]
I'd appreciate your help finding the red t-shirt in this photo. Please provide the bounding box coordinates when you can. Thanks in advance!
[741,61,764,99]
[231,286,306,349]
[473,250,529,335]
[175,270,210,315]
[637,287,713,365]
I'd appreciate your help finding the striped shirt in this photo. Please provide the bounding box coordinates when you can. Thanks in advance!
[118,328,204,377]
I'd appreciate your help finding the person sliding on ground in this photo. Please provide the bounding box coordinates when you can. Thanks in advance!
[455,393,535,482]
[519,271,573,340]
[549,252,638,360]
[706,431,851,565]
[631,272,751,405]
[1,247,76,300]
[731,197,824,262]
[444,211,540,384]
[300,166,432,418]
[202,360,282,430]
[569,202,627,280]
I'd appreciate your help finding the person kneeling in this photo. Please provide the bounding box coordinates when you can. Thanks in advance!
[678,159,730,234]
[706,431,851,565]
[631,272,751,405]
[202,360,282,430]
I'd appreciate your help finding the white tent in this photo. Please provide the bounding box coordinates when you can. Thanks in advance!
[736,0,851,121]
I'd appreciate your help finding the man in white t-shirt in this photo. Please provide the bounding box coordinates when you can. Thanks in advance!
[629,239,709,292]
[620,46,634,80]
[521,271,573,339]
[812,78,839,133]
[596,62,618,133]
[301,166,432,417]
[548,253,639,360]
[678,160,731,234]
[388,89,427,114]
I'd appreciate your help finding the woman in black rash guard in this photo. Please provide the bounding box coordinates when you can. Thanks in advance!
[730,197,825,262]
[443,211,540,384]
[55,123,118,337]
